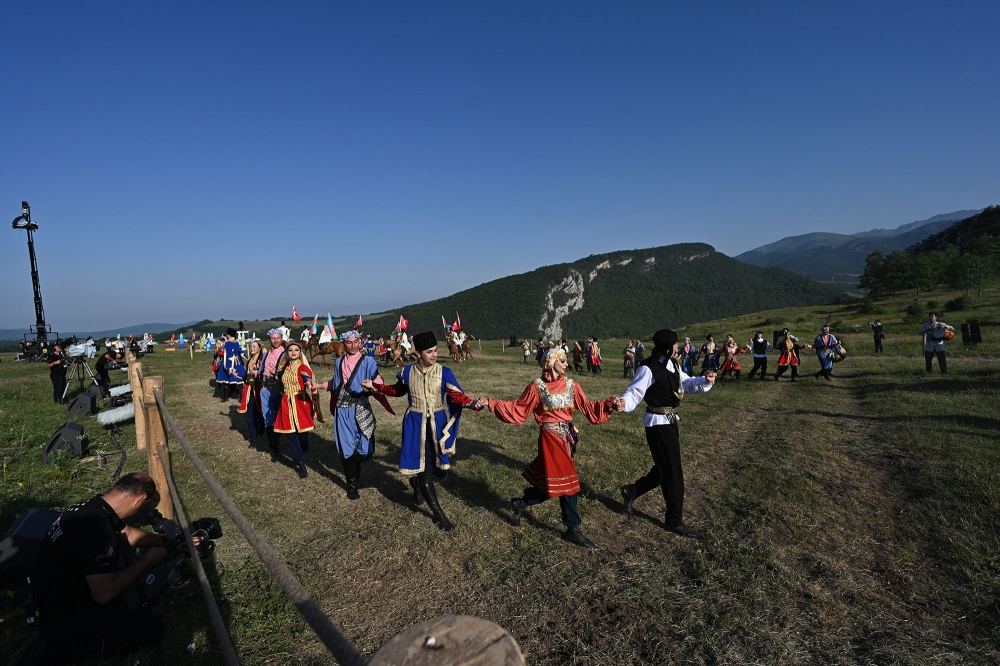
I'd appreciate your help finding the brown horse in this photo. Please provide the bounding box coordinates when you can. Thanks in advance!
[461,337,474,361]
[306,337,345,366]
[387,339,417,367]
[447,338,463,362]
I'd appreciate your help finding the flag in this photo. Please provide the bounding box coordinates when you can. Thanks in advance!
[455,310,462,329]
[441,315,449,330]
[452,320,460,332]
[311,314,319,335]
[292,305,301,322]
[327,312,336,337]
[354,315,363,329]
[398,315,409,331]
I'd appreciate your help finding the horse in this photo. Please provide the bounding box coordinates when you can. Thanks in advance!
[447,338,463,362]
[461,337,474,361]
[386,339,417,367]
[306,337,345,366]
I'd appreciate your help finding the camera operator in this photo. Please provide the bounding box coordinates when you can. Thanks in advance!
[95,348,120,393]
[31,472,198,660]
[46,341,67,404]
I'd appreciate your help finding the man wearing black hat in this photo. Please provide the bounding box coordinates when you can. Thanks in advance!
[616,329,716,538]
[365,331,482,530]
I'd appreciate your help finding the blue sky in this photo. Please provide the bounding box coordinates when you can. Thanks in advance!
[2,1,997,330]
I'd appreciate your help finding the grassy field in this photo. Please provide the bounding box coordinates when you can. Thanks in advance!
[2,287,999,664]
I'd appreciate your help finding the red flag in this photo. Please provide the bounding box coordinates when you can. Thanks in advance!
[455,310,462,329]
[292,305,302,322]
[354,315,363,329]
[398,315,409,331]
[452,320,460,332]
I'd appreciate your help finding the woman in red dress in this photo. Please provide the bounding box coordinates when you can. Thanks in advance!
[237,338,265,439]
[718,334,744,380]
[487,347,617,548]
[272,341,314,479]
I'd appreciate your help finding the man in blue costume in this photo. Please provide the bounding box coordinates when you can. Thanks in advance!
[259,329,286,462]
[215,327,246,401]
[365,331,482,531]
[314,330,388,500]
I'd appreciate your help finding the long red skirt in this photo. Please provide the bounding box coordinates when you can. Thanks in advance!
[273,394,314,434]
[523,427,579,498]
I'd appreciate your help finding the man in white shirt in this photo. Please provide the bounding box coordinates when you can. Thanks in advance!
[616,329,715,538]
[277,321,291,342]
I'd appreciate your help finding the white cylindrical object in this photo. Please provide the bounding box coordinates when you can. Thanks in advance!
[96,403,135,426]
[109,384,133,398]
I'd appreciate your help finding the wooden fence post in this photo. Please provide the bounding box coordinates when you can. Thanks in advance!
[141,375,173,519]
[129,358,147,451]
[371,615,524,665]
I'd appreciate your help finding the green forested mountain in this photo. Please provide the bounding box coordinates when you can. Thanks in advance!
[908,205,1000,253]
[735,210,977,284]
[386,243,844,340]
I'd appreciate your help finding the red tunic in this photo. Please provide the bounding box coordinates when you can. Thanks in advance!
[719,342,742,373]
[489,376,614,498]
[273,362,315,434]
[237,354,262,415]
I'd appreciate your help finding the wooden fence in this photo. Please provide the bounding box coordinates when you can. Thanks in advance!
[123,352,524,665]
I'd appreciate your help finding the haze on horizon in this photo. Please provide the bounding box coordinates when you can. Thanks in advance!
[2,1,998,331]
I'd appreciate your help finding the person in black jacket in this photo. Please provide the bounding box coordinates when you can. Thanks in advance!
[46,342,67,403]
[616,329,716,538]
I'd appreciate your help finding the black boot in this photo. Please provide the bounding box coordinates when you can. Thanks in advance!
[409,477,424,505]
[265,427,280,462]
[510,498,527,526]
[419,477,453,531]
[346,483,360,500]
[295,462,308,479]
[620,484,636,517]
[565,526,598,549]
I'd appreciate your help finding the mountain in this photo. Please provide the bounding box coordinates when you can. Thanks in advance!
[385,243,844,340]
[908,206,1000,253]
[736,210,979,284]
[0,321,199,342]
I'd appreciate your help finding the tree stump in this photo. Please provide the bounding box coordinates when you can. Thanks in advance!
[370,615,524,666]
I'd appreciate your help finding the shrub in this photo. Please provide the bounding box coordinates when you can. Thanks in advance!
[926,300,938,310]
[856,300,881,315]
[944,296,968,312]
[905,303,921,317]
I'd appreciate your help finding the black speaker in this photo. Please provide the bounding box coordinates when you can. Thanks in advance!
[961,320,982,345]
[0,507,60,589]
[43,422,89,462]
[65,386,101,418]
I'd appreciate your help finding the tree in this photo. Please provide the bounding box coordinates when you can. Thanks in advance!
[858,250,887,297]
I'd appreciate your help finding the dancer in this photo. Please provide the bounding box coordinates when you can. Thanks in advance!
[774,328,806,382]
[313,330,387,500]
[237,337,265,440]
[215,328,246,401]
[746,330,772,380]
[618,329,715,538]
[678,337,699,376]
[272,341,314,479]
[485,347,618,549]
[258,329,287,463]
[813,325,840,381]
[365,331,480,530]
[718,334,743,380]
[700,335,720,375]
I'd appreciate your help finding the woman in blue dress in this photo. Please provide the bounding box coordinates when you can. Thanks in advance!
[700,334,720,374]
[813,325,840,381]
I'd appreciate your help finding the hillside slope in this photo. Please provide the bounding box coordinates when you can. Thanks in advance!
[390,243,843,339]
[736,210,977,283]
[908,205,1000,253]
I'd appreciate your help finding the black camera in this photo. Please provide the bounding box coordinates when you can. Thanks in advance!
[128,507,222,558]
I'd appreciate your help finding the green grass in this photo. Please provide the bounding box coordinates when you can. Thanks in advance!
[2,286,999,664]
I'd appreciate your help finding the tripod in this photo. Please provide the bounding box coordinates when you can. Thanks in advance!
[62,355,100,400]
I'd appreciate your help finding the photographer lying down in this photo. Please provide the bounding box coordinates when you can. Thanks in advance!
[31,472,201,660]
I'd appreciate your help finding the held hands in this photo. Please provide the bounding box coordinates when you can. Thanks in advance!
[361,378,374,391]
[704,371,717,384]
[610,396,626,412]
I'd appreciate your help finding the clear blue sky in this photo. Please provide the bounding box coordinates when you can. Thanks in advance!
[2,1,997,331]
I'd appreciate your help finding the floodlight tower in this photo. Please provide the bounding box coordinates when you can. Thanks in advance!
[11,201,50,345]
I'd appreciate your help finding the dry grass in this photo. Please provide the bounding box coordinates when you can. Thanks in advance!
[2,289,999,664]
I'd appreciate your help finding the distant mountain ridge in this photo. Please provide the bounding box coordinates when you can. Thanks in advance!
[385,243,843,339]
[736,210,979,284]
[0,321,199,342]
[908,206,1000,253]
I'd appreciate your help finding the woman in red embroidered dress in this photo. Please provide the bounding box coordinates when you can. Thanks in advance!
[272,341,314,479]
[487,347,617,548]
[718,334,744,380]
[237,338,265,439]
